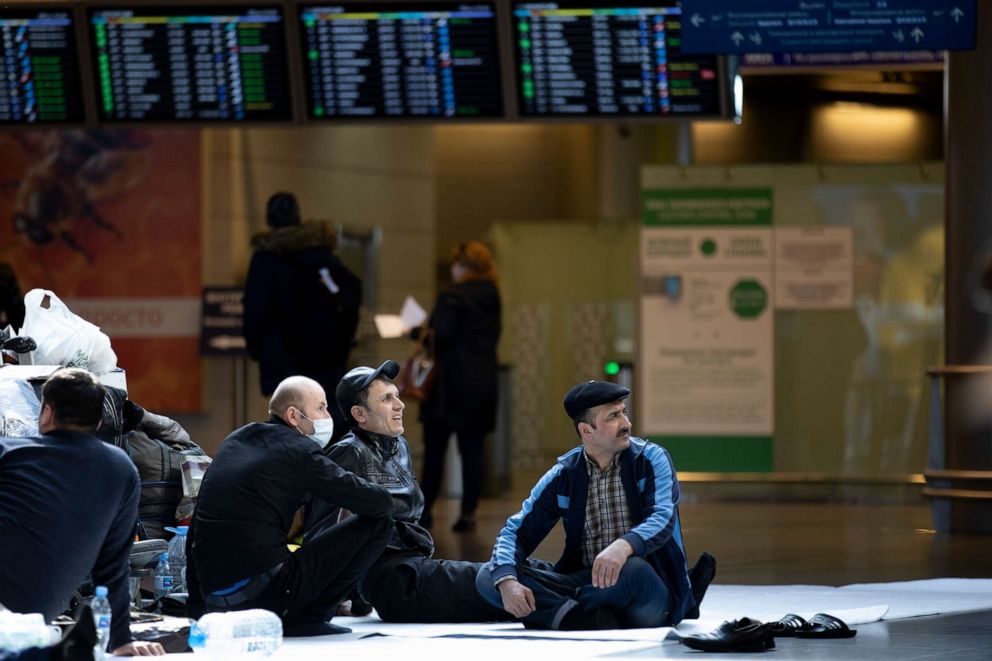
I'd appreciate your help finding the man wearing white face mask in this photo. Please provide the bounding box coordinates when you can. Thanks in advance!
[186,376,393,636]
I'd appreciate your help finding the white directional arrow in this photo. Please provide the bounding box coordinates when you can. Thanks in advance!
[691,13,705,28]
[731,31,744,46]
[749,31,762,45]
[952,7,965,23]
[208,335,247,350]
[910,27,924,42]
[893,29,905,42]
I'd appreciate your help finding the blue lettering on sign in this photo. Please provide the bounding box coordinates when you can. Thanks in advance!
[680,0,975,55]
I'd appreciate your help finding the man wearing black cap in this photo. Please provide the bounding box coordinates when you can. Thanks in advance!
[186,375,393,636]
[242,191,362,444]
[476,380,714,630]
[302,361,510,623]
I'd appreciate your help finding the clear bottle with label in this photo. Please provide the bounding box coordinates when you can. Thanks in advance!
[188,609,283,657]
[91,585,112,661]
[153,552,173,601]
[165,526,188,592]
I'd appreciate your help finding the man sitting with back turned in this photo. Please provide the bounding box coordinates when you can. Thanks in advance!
[476,380,715,630]
[303,360,509,623]
[0,368,163,656]
[186,376,393,636]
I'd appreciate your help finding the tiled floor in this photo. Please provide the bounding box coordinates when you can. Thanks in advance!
[426,496,992,659]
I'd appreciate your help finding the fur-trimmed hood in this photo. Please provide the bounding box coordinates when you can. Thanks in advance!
[250,221,336,255]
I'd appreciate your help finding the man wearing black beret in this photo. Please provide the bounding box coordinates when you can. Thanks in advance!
[302,361,510,623]
[476,380,714,629]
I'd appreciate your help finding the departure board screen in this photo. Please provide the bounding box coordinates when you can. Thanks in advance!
[299,2,503,119]
[0,7,85,124]
[513,0,726,117]
[88,5,292,122]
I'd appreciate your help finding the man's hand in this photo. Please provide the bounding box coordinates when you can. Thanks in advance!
[112,641,166,656]
[497,578,536,618]
[591,538,634,588]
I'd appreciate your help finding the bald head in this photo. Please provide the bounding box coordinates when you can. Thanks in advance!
[269,376,324,419]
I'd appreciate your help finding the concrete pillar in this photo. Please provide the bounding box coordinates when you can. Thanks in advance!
[936,0,992,533]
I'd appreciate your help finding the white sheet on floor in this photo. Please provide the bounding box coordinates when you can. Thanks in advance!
[155,579,992,657]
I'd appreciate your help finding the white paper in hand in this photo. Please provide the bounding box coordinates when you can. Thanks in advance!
[400,296,428,329]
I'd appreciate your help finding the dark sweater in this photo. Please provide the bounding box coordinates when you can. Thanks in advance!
[0,430,139,650]
[189,418,392,593]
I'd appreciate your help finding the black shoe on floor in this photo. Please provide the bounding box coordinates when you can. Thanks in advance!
[451,514,476,533]
[283,619,353,637]
[683,551,717,620]
[680,618,774,653]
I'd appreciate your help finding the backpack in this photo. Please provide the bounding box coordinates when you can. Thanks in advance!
[126,425,206,539]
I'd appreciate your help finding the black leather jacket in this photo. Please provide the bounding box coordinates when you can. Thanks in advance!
[304,429,434,556]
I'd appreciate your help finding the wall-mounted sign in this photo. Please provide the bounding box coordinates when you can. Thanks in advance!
[681,0,975,55]
[200,287,246,356]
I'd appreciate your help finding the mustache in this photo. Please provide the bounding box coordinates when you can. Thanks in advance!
[617,427,631,438]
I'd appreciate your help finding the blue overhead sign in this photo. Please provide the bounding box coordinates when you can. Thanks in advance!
[680,1,976,55]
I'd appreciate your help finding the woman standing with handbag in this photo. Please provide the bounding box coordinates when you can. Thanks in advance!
[418,241,501,532]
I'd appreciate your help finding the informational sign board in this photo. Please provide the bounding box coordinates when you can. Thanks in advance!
[88,5,293,123]
[640,187,774,471]
[680,0,976,55]
[774,226,853,310]
[200,287,246,356]
[512,0,729,118]
[298,2,504,120]
[0,7,85,124]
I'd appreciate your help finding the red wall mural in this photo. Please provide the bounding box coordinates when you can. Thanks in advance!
[0,129,202,412]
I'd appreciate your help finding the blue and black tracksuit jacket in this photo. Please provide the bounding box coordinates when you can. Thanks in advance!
[487,437,694,623]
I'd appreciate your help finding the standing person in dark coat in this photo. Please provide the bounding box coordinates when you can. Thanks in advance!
[418,241,501,532]
[243,192,362,443]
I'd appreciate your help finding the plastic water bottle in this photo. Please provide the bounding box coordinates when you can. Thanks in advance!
[165,526,188,592]
[91,585,112,661]
[153,552,173,600]
[188,609,282,657]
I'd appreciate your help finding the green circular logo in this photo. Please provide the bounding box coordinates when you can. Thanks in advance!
[700,238,717,256]
[729,279,767,319]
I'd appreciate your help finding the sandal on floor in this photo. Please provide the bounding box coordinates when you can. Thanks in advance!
[769,613,808,637]
[795,613,857,639]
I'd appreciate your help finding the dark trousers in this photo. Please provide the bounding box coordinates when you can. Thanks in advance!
[421,420,485,517]
[1,648,49,661]
[476,557,672,630]
[363,553,512,623]
[193,514,390,625]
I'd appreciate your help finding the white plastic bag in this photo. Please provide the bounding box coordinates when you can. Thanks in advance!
[20,289,118,374]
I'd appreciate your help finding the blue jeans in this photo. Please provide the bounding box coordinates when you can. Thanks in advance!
[476,557,671,629]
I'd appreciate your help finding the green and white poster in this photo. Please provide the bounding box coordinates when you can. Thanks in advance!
[640,188,774,471]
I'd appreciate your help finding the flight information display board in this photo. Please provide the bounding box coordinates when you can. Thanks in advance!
[88,5,293,122]
[299,2,503,119]
[513,0,727,118]
[0,7,85,124]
